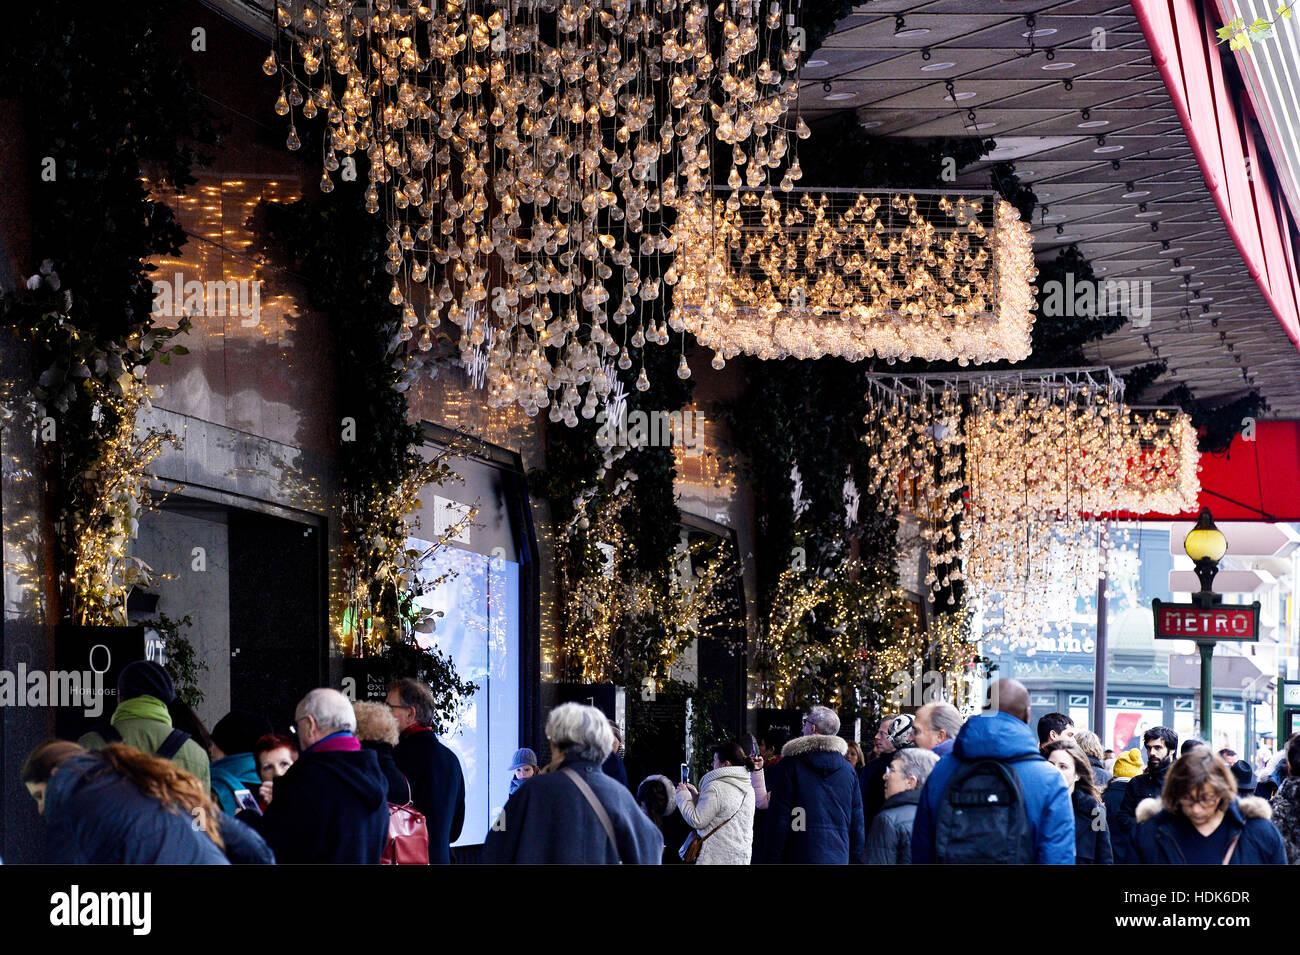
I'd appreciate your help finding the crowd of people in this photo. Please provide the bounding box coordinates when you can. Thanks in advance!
[17,662,1300,865]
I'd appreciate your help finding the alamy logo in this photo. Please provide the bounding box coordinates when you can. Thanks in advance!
[1040,273,1151,328]
[0,662,106,717]
[50,886,151,935]
[595,406,702,456]
[152,272,262,327]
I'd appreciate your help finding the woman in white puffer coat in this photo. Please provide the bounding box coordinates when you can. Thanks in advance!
[675,740,757,865]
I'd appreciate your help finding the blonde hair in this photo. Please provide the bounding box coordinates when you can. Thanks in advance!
[352,700,400,746]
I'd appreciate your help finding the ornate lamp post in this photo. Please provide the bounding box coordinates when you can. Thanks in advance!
[1183,508,1228,737]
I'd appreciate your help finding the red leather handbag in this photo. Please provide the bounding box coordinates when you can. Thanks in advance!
[381,774,430,865]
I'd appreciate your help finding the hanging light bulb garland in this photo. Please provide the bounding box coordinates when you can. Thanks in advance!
[265,0,805,424]
[669,189,1037,364]
[863,368,1200,647]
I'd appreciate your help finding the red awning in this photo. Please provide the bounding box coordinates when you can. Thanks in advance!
[1131,0,1300,347]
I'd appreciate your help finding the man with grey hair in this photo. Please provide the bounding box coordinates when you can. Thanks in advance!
[483,703,663,863]
[252,688,389,864]
[756,704,865,864]
[388,678,466,864]
[913,702,964,757]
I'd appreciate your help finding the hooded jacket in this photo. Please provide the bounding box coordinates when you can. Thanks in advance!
[252,733,390,864]
[1130,796,1287,865]
[1268,777,1300,864]
[394,726,466,864]
[864,787,921,864]
[79,695,211,792]
[912,711,1076,864]
[44,752,272,864]
[482,756,664,864]
[757,734,866,864]
[676,765,755,865]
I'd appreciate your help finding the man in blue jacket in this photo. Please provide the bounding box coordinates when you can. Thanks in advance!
[758,705,866,863]
[912,678,1075,864]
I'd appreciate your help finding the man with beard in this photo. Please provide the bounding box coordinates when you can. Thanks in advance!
[1116,726,1178,848]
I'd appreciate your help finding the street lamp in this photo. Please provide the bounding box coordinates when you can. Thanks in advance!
[1184,507,1227,605]
[1183,507,1227,739]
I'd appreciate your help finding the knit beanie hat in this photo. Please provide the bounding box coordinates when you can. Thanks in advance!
[887,713,915,749]
[117,660,175,705]
[1112,747,1144,779]
[509,747,539,772]
[212,710,274,756]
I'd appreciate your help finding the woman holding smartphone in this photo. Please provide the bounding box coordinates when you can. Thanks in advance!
[675,740,756,865]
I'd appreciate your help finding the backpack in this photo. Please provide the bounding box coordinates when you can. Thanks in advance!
[99,725,192,760]
[934,755,1037,864]
[381,774,430,865]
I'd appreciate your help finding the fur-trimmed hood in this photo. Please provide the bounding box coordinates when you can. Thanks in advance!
[782,733,849,759]
[1136,795,1273,824]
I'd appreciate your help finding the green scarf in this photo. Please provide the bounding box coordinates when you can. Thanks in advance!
[110,695,172,726]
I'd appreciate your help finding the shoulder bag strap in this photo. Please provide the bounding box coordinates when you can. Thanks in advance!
[1222,833,1242,865]
[697,784,747,843]
[562,768,621,862]
[155,728,192,760]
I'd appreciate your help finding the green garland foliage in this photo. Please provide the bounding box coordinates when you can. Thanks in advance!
[0,6,215,619]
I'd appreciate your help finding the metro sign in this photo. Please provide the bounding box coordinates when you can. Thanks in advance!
[1151,599,1261,641]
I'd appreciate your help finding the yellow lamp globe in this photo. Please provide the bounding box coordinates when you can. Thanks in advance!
[1184,507,1227,563]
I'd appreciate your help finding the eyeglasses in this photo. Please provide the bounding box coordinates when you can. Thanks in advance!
[1177,791,1221,808]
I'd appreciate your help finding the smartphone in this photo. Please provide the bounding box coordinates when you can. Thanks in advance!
[679,762,690,784]
[234,789,262,815]
[750,735,760,758]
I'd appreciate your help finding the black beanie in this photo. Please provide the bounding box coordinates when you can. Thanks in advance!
[212,710,273,756]
[117,660,175,705]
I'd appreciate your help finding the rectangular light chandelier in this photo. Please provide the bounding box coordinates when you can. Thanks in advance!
[668,188,1038,364]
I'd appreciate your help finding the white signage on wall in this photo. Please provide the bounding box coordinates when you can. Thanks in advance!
[434,496,473,545]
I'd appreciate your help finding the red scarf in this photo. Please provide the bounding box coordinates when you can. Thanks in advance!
[401,723,432,738]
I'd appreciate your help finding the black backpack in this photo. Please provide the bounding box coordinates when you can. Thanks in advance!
[934,755,1037,864]
[99,725,192,760]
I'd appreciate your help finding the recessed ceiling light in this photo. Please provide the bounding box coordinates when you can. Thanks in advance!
[1189,295,1214,304]
[1135,208,1162,218]
[944,91,977,101]
[824,92,856,101]
[1023,28,1058,38]
[805,59,828,68]
[859,120,883,129]
[1170,263,1196,273]
[1122,187,1151,198]
[1094,265,1108,274]
[1042,62,1076,71]
[1052,234,1083,242]
[972,121,998,129]
[1199,310,1222,318]
[920,61,956,71]
[896,28,931,37]
[1094,144,1125,153]
[1041,213,1066,223]
[1078,119,1110,128]
[1156,245,1184,256]
[1036,191,1052,199]
[1184,280,1204,289]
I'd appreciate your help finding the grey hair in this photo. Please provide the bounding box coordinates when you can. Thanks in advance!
[546,703,616,763]
[807,705,840,736]
[922,702,964,742]
[388,678,437,727]
[893,747,940,787]
[1075,730,1104,760]
[298,688,356,735]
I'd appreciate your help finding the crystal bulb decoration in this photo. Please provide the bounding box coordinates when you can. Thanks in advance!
[266,0,804,423]
[862,368,1200,647]
[669,189,1037,364]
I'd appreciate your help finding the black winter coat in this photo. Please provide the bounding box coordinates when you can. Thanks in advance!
[362,740,412,805]
[253,742,389,864]
[864,788,920,864]
[482,757,664,864]
[1116,767,1167,834]
[1102,778,1133,863]
[1129,796,1287,864]
[394,727,466,864]
[758,734,866,864]
[1071,788,1113,864]
[859,752,890,832]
